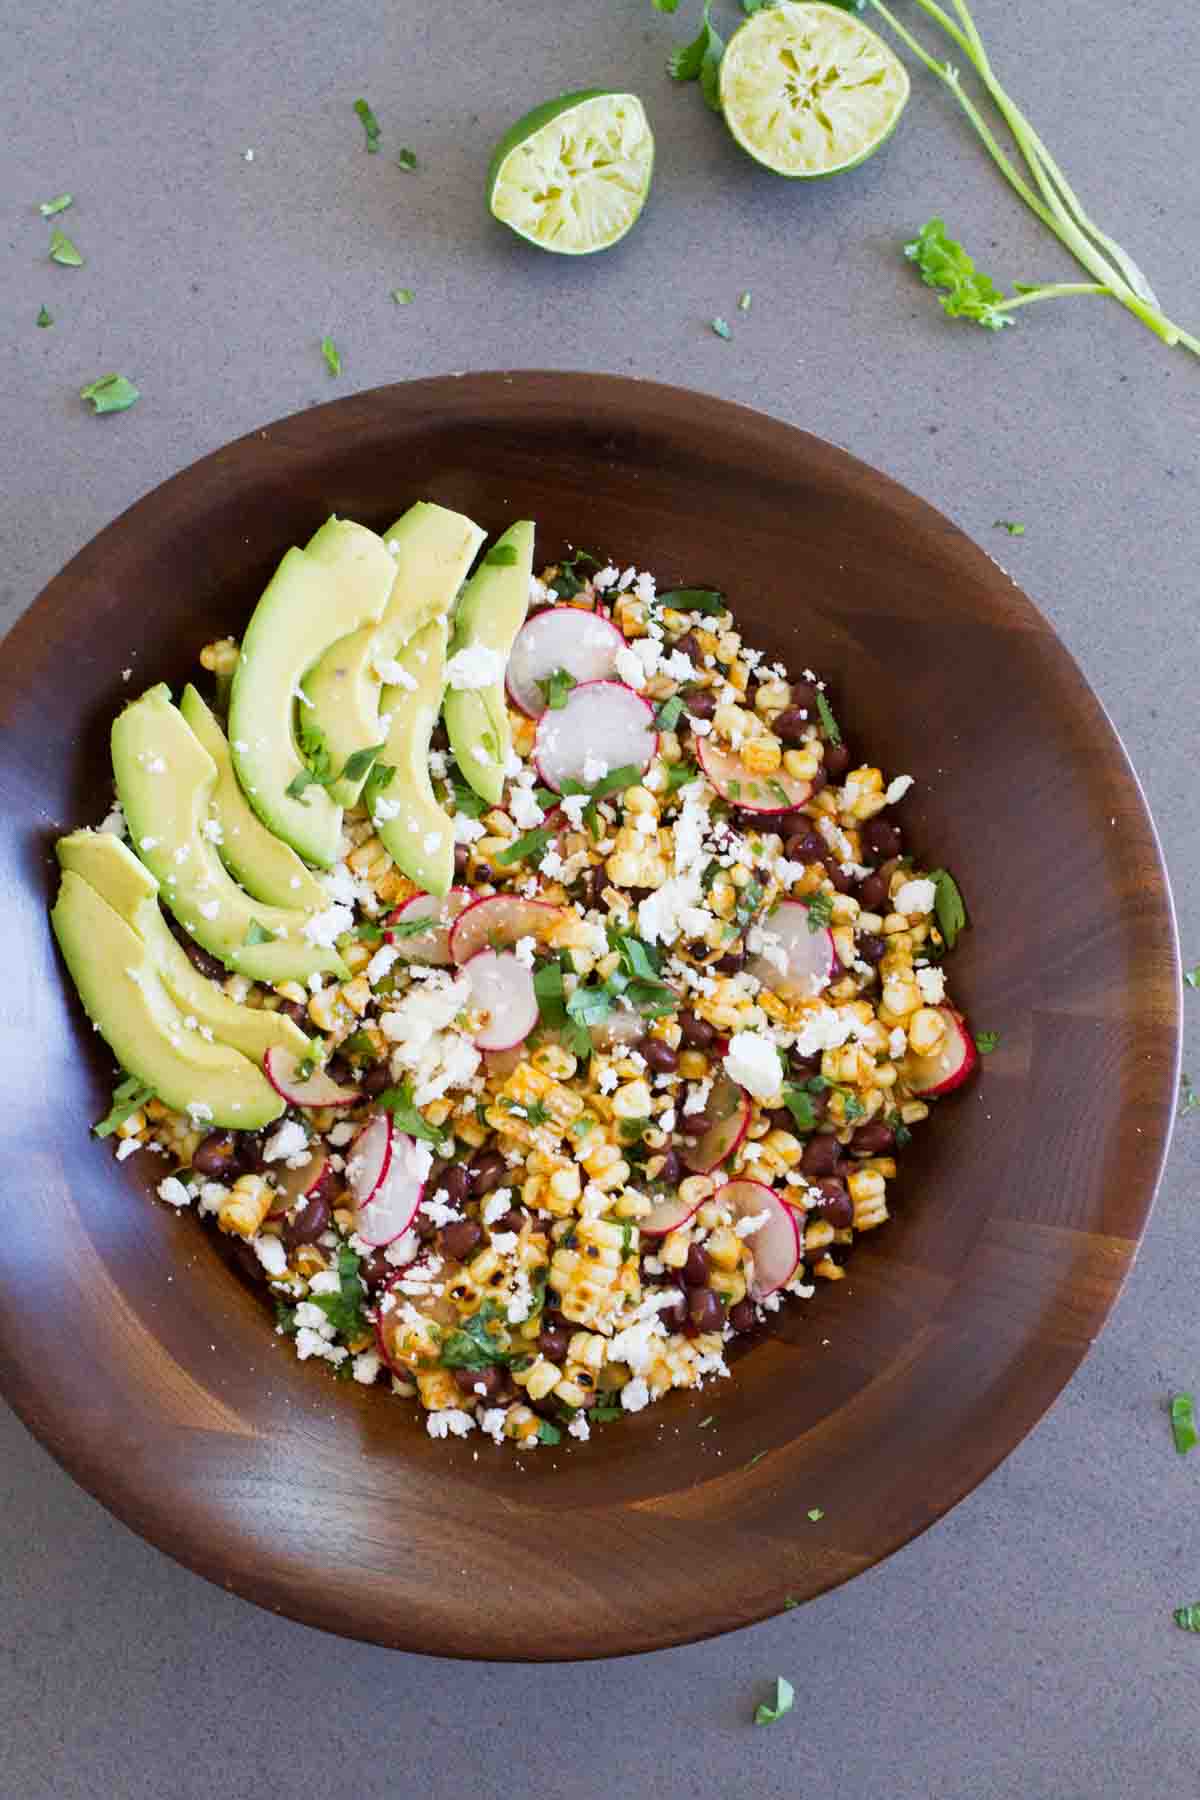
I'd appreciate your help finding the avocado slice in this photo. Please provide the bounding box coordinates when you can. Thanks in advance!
[228,518,396,866]
[56,831,313,1068]
[302,503,486,807]
[52,870,284,1130]
[112,684,348,984]
[443,520,534,806]
[363,617,455,895]
[179,684,327,911]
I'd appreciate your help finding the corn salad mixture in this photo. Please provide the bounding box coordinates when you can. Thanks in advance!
[98,558,975,1450]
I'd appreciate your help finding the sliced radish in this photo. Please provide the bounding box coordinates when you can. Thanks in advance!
[716,1179,802,1298]
[641,1187,707,1238]
[590,1007,645,1052]
[534,680,657,793]
[506,607,628,718]
[448,893,562,966]
[463,949,539,1051]
[681,1074,751,1175]
[903,1006,978,1097]
[267,1147,333,1218]
[696,736,813,814]
[263,1046,360,1109]
[356,1132,431,1246]
[386,889,473,965]
[346,1113,394,1210]
[747,900,838,1002]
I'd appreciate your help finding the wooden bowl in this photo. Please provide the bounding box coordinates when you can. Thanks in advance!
[0,374,1179,1659]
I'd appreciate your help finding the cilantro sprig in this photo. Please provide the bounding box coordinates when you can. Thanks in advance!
[753,1677,794,1727]
[547,548,598,600]
[287,722,385,802]
[656,588,725,617]
[668,0,724,111]
[93,1072,154,1138]
[80,374,139,414]
[801,891,834,932]
[353,97,381,153]
[536,667,576,710]
[376,1077,445,1145]
[1171,1393,1198,1456]
[928,868,968,950]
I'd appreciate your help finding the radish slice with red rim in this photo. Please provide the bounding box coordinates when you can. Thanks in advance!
[263,1046,360,1108]
[680,1073,751,1175]
[747,900,838,1001]
[903,1006,978,1097]
[589,1007,645,1053]
[386,888,472,966]
[695,736,812,814]
[356,1132,431,1247]
[463,949,539,1051]
[716,1179,801,1298]
[533,680,657,793]
[448,893,563,966]
[506,607,627,718]
[346,1112,393,1210]
[267,1146,332,1218]
[640,1187,707,1238]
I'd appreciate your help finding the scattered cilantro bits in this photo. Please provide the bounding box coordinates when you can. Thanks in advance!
[391,287,415,305]
[1175,1604,1200,1633]
[353,97,381,152]
[1171,1393,1198,1455]
[93,1072,154,1138]
[1181,1075,1199,1119]
[39,193,73,216]
[738,290,752,312]
[753,1677,794,1726]
[396,147,418,172]
[80,374,139,414]
[995,520,1026,536]
[710,316,732,340]
[668,0,725,112]
[49,228,83,267]
[1184,964,1198,990]
[974,1030,999,1055]
[36,305,53,329]
[321,335,342,377]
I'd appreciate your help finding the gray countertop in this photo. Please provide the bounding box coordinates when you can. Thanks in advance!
[3,2,1199,1793]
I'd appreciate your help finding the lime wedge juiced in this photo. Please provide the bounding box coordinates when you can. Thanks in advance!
[719,2,909,179]
[487,90,654,254]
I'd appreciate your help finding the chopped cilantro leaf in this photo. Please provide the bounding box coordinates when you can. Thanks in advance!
[664,758,700,794]
[36,304,53,328]
[440,1299,522,1370]
[300,1243,366,1340]
[370,763,396,792]
[1184,963,1199,990]
[928,868,968,949]
[397,147,418,172]
[537,1420,563,1446]
[738,290,753,312]
[244,919,276,946]
[80,374,139,414]
[548,548,599,600]
[49,228,83,266]
[1172,1392,1198,1455]
[275,1299,299,1335]
[376,1078,443,1144]
[536,667,576,710]
[747,1449,768,1468]
[654,695,684,731]
[668,0,725,110]
[496,827,553,866]
[995,519,1026,535]
[1175,1604,1200,1633]
[807,1507,824,1521]
[388,914,439,941]
[904,218,1015,332]
[656,588,725,617]
[353,97,381,152]
[93,1071,154,1138]
[341,741,386,782]
[802,891,834,932]
[1182,1074,1200,1118]
[753,1677,794,1726]
[449,769,487,818]
[391,287,415,304]
[974,1030,1000,1055]
[783,1597,801,1610]
[39,193,73,216]
[815,689,841,744]
[780,1085,817,1134]
[321,335,341,377]
[486,543,519,566]
[588,1403,624,1422]
[710,316,732,340]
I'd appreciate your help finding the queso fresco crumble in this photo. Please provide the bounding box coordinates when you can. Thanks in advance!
[51,510,979,1452]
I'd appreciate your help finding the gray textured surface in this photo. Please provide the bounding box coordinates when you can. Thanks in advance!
[3,0,1198,1793]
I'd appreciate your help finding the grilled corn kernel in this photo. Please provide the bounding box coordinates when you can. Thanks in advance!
[709,1268,747,1305]
[813,1255,845,1281]
[612,1079,652,1120]
[908,1006,948,1056]
[880,974,922,1020]
[704,1225,743,1272]
[741,735,782,776]
[804,1217,835,1254]
[899,1100,930,1125]
[218,1174,272,1239]
[416,1368,462,1411]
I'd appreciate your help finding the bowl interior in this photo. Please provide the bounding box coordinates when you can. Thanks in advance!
[0,373,1178,1658]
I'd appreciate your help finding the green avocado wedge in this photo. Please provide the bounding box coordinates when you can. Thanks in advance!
[302,503,486,808]
[228,518,396,866]
[55,831,313,1068]
[364,617,454,896]
[443,521,534,806]
[179,684,327,911]
[51,870,284,1129]
[111,684,348,984]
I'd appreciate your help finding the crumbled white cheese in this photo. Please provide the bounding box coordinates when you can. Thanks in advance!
[733,1209,772,1240]
[723,1030,783,1101]
[156,1175,192,1209]
[380,969,480,1103]
[885,774,914,805]
[426,1408,476,1439]
[302,904,354,947]
[582,753,609,785]
[621,1376,650,1413]
[352,1350,381,1385]
[374,657,418,690]
[509,785,545,830]
[263,1120,309,1164]
[894,878,937,916]
[916,965,946,1004]
[367,942,401,986]
[560,792,589,831]
[482,1191,513,1226]
[453,813,486,844]
[683,1074,713,1117]
[513,935,537,968]
[614,645,646,690]
[568,1413,591,1441]
[592,564,619,591]
[791,1006,868,1056]
[889,1025,908,1058]
[372,796,402,825]
[445,645,504,690]
[253,1234,288,1276]
[479,1407,508,1445]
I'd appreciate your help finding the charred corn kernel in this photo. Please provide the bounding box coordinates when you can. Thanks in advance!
[612,595,647,638]
[274,979,308,1006]
[500,1061,584,1126]
[881,974,921,1019]
[678,1050,710,1081]
[607,849,670,889]
[308,986,350,1035]
[716,629,742,661]
[763,1128,803,1168]
[293,1244,327,1278]
[725,658,750,694]
[830,894,860,926]
[708,877,736,919]
[475,835,515,867]
[419,1099,451,1130]
[521,1358,560,1402]
[757,989,791,1026]
[909,1006,948,1056]
[568,1331,607,1370]
[847,1167,886,1206]
[579,1138,628,1183]
[467,1246,502,1288]
[548,1165,582,1207]
[710,1268,747,1305]
[804,1217,835,1254]
[857,1156,898,1180]
[818,1043,864,1086]
[554,1375,591,1408]
[504,1403,541,1445]
[219,1174,272,1239]
[813,1255,845,1281]
[857,911,885,934]
[741,735,782,776]
[333,1206,356,1234]
[899,1099,930,1125]
[883,912,910,936]
[342,942,372,975]
[339,975,372,1018]
[482,808,514,839]
[850,1184,888,1232]
[455,1115,489,1148]
[656,733,683,768]
[705,1225,743,1272]
[116,1109,146,1140]
[416,1368,462,1411]
[531,1043,577,1082]
[729,864,755,891]
[612,1079,652,1120]
[831,926,858,970]
[679,1174,716,1211]
[200,636,239,675]
[347,835,384,875]
[755,678,791,716]
[714,702,751,741]
[782,746,821,781]
[509,711,537,757]
[613,1187,651,1221]
[373,867,409,905]
[660,1229,692,1269]
[659,605,689,634]
[624,785,658,816]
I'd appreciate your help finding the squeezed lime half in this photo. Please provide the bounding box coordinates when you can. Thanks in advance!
[487,90,654,254]
[720,2,909,179]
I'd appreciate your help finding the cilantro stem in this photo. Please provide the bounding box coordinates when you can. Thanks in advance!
[992,283,1109,312]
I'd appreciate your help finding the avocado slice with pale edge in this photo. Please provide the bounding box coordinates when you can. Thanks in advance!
[364,617,455,895]
[112,684,348,984]
[52,870,284,1130]
[179,684,327,911]
[443,520,534,805]
[302,503,486,807]
[56,831,313,1067]
[228,519,396,866]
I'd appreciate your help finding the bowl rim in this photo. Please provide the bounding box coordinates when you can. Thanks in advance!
[0,370,1181,1658]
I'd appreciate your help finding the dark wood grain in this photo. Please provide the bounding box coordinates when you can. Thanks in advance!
[0,373,1180,1659]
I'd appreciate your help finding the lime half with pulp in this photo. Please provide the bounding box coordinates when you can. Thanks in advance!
[487,90,654,254]
[719,2,909,179]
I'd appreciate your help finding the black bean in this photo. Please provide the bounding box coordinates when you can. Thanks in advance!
[358,1248,394,1290]
[282,1189,330,1250]
[863,818,903,861]
[276,998,310,1030]
[360,1060,392,1097]
[684,1244,711,1288]
[729,1299,758,1334]
[431,721,450,752]
[454,1364,504,1399]
[638,1036,679,1075]
[437,1220,483,1262]
[656,1287,689,1331]
[453,843,470,880]
[537,1328,570,1363]
[856,873,889,912]
[542,1307,569,1332]
[656,1148,683,1187]
[823,856,854,896]
[467,1149,507,1197]
[673,631,703,664]
[235,1131,268,1173]
[801,1134,843,1178]
[688,1289,724,1333]
[814,1178,853,1229]
[789,679,820,714]
[789,1052,822,1082]
[784,829,827,863]
[585,863,608,910]
[856,933,886,966]
[191,1131,241,1179]
[182,938,227,982]
[852,1119,896,1156]
[823,743,851,779]
[325,1054,354,1088]
[678,1009,716,1050]
[773,705,812,745]
[684,688,716,721]
[807,765,829,797]
[491,1207,527,1236]
[764,1106,796,1135]
[715,947,745,974]
[431,1163,472,1207]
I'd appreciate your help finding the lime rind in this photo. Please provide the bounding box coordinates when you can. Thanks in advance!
[487,90,654,255]
[720,1,909,179]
